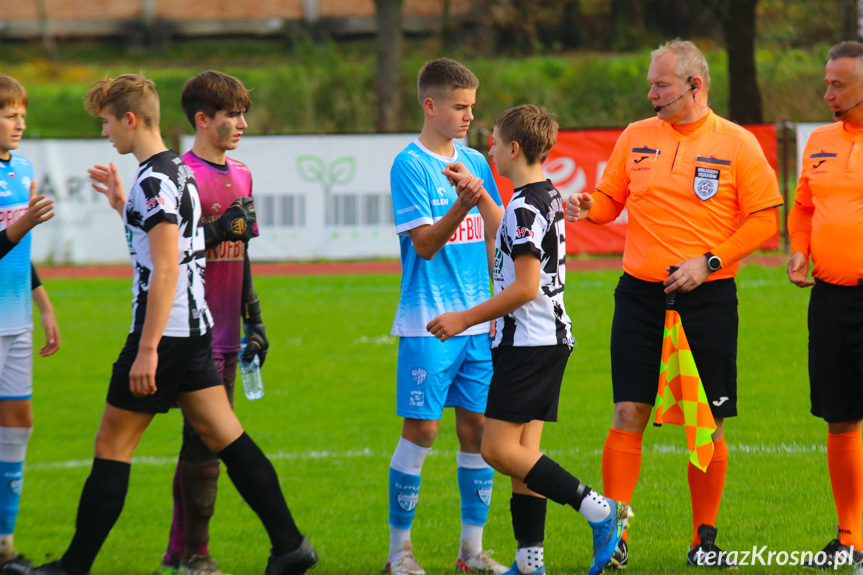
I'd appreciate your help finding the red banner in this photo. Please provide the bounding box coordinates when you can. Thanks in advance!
[490,124,779,253]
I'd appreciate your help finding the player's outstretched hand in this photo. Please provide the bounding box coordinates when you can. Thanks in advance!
[664,256,711,293]
[427,312,469,342]
[23,194,54,228]
[565,192,593,222]
[243,321,269,367]
[6,194,55,244]
[89,162,127,214]
[787,251,815,288]
[442,162,475,186]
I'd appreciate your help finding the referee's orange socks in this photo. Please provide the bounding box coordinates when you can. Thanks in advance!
[688,437,727,547]
[602,428,643,541]
[827,429,863,549]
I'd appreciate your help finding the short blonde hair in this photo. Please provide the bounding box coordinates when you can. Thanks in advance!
[0,75,28,111]
[417,58,479,104]
[651,39,711,90]
[84,74,160,128]
[494,105,558,165]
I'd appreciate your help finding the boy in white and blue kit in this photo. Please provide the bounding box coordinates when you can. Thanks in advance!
[0,74,60,571]
[386,58,507,575]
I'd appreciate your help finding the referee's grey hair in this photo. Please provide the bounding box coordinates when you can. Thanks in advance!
[829,41,863,61]
[651,39,711,90]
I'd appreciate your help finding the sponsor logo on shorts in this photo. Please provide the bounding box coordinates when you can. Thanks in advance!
[411,368,427,385]
[712,396,729,406]
[409,391,425,406]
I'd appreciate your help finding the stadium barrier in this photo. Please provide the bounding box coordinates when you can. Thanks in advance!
[18,125,820,265]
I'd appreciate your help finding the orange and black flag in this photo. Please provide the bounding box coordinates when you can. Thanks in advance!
[653,274,717,472]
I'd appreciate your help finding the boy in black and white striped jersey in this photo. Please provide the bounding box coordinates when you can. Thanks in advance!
[428,105,632,575]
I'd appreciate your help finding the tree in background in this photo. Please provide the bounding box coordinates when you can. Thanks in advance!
[716,0,763,124]
[374,0,405,132]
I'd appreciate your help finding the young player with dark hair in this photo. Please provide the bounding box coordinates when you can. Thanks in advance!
[4,74,314,575]
[0,74,60,572]
[148,69,265,575]
[429,104,632,575]
[386,58,507,575]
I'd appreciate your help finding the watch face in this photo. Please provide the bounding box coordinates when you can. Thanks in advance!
[708,256,721,271]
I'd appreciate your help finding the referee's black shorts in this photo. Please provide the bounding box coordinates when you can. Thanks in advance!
[610,273,738,417]
[808,279,863,423]
[107,331,223,414]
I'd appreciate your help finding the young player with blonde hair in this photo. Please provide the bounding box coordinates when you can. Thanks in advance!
[7,74,314,575]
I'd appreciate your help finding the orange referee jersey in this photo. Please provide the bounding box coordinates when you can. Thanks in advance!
[590,109,782,282]
[789,121,863,286]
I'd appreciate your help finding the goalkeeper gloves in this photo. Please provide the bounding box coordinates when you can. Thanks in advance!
[204,197,256,249]
[242,295,269,367]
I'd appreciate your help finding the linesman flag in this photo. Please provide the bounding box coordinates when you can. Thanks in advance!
[653,274,717,472]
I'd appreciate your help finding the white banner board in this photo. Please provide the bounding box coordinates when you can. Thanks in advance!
[17,134,437,264]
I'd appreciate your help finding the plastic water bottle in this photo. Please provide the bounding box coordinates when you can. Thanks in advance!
[239,337,264,400]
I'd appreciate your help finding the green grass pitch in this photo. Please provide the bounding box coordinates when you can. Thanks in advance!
[18,264,833,574]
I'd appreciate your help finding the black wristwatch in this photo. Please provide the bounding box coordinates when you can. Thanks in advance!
[705,251,722,272]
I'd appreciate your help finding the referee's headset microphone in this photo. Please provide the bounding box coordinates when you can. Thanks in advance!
[653,76,696,112]
[834,98,863,117]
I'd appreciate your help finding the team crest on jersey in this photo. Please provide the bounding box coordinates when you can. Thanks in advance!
[693,167,719,200]
[476,487,492,506]
[398,491,419,512]
[411,368,427,385]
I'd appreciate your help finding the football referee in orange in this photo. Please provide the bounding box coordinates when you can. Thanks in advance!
[566,39,782,569]
[787,41,863,570]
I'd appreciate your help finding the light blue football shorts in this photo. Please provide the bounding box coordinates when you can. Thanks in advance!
[396,333,492,419]
[0,332,33,400]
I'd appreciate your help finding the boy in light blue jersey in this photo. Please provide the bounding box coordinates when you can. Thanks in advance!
[0,74,60,571]
[386,58,506,575]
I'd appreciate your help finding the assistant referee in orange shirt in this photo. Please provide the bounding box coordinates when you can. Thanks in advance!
[788,41,863,570]
[566,39,782,569]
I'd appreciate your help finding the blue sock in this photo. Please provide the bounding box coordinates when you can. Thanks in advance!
[0,461,23,534]
[389,468,421,530]
[457,453,494,526]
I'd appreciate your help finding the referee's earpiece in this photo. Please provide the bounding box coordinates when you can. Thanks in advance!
[687,76,695,92]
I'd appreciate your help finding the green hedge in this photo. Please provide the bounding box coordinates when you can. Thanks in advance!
[4,44,835,139]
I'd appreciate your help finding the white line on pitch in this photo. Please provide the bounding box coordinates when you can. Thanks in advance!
[23,442,826,471]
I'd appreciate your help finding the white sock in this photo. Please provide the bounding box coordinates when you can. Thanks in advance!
[579,489,612,523]
[390,437,431,474]
[388,525,412,563]
[516,546,544,573]
[459,521,484,559]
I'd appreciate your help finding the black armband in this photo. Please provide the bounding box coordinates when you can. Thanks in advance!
[0,230,15,261]
[31,262,42,291]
